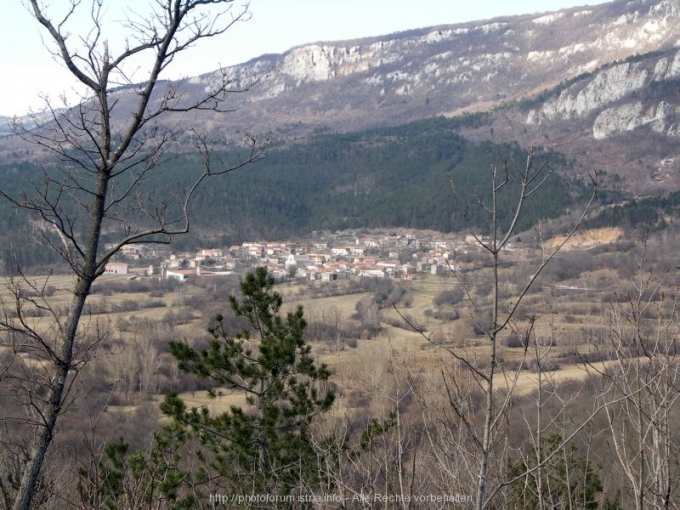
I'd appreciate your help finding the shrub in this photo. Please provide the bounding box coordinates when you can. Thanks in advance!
[433,310,460,322]
[502,359,525,372]
[526,358,561,373]
[111,299,140,313]
[505,333,526,348]
[163,309,195,326]
[433,287,465,307]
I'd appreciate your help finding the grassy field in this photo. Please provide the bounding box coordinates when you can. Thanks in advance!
[2,228,673,423]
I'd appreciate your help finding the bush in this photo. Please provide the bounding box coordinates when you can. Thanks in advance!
[433,287,465,307]
[502,359,525,372]
[475,280,493,298]
[92,278,180,296]
[526,358,560,373]
[163,309,195,326]
[505,333,526,348]
[542,251,598,283]
[111,299,140,313]
[352,298,382,338]
[184,293,209,310]
[145,300,167,309]
[433,310,460,322]
[385,313,426,332]
[85,301,108,315]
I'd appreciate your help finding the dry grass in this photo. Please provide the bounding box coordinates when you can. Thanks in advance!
[284,291,371,319]
[545,227,622,250]
[168,388,248,416]
[0,235,662,420]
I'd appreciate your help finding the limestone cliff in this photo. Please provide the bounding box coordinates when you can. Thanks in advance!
[527,49,680,140]
[168,0,680,138]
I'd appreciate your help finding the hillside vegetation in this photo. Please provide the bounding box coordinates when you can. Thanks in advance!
[0,117,585,269]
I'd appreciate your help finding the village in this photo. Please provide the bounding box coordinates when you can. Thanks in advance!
[102,230,498,282]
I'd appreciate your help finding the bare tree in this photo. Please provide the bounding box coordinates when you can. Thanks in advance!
[137,335,162,401]
[394,150,602,509]
[594,257,680,510]
[451,152,598,509]
[0,2,264,508]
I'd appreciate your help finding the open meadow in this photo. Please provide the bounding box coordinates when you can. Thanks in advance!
[1,226,663,416]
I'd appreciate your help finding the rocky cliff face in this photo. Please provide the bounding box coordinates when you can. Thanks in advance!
[526,50,680,140]
[6,0,680,194]
[167,0,680,138]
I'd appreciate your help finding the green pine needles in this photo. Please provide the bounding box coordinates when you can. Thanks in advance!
[162,267,335,497]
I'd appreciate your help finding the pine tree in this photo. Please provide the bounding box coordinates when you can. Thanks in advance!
[162,267,335,498]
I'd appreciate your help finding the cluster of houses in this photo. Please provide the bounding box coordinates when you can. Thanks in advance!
[104,232,484,282]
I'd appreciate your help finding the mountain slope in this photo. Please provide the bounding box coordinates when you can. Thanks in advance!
[0,118,584,257]
[4,0,679,191]
[134,0,680,139]
[451,47,680,195]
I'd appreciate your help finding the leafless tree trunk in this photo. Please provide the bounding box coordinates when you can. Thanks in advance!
[594,258,680,510]
[0,2,264,509]
[137,335,162,401]
[459,153,598,509]
[399,151,601,509]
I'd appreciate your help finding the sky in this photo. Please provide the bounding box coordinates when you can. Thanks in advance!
[0,0,609,117]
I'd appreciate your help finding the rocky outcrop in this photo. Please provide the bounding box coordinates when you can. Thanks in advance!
[153,0,680,139]
[527,63,651,123]
[527,48,680,140]
[593,100,680,139]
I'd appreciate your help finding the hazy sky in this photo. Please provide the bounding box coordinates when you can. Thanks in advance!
[0,0,609,117]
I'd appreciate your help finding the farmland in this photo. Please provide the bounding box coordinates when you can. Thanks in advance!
[1,225,667,414]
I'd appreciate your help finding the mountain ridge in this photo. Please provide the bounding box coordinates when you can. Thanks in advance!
[3,0,680,198]
[176,0,680,136]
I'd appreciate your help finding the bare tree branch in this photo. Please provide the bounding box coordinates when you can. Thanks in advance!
[2,2,262,509]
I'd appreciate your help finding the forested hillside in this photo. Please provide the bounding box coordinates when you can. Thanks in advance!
[0,117,585,265]
[586,188,680,232]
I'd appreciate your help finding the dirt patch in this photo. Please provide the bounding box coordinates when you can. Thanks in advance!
[545,227,622,250]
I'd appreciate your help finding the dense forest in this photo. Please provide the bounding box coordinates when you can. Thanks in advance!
[0,116,586,265]
[586,189,680,232]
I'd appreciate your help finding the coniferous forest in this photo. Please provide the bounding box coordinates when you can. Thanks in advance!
[0,117,585,266]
